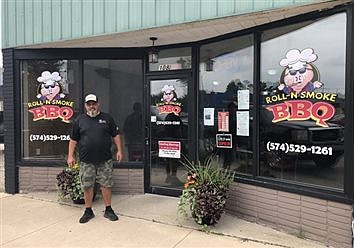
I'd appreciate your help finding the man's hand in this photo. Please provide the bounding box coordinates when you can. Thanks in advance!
[67,139,78,167]
[67,155,76,167]
[116,151,123,162]
[113,135,123,162]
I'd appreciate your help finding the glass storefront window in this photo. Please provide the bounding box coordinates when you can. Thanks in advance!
[84,60,143,162]
[260,13,346,189]
[149,47,191,71]
[199,35,254,174]
[21,60,80,160]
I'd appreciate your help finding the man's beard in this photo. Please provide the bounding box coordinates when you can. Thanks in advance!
[87,110,99,117]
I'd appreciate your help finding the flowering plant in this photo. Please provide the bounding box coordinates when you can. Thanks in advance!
[56,163,84,202]
[177,156,235,226]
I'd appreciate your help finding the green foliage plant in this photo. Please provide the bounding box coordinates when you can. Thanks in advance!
[56,163,83,201]
[177,155,235,226]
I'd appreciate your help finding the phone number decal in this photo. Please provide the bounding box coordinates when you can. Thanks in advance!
[266,142,333,156]
[29,134,70,142]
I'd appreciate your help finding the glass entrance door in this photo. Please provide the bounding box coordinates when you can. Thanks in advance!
[148,77,190,192]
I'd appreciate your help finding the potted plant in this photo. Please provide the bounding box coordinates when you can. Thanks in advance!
[178,156,235,226]
[56,163,85,204]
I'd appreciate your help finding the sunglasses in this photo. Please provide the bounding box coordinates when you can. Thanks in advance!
[288,67,312,76]
[43,84,56,89]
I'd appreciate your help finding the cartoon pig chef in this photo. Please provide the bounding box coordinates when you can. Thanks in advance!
[278,48,323,94]
[36,71,65,101]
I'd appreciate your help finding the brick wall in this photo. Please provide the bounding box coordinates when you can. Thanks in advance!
[226,182,353,248]
[19,167,144,194]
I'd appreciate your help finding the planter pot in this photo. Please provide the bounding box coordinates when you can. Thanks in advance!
[192,183,228,226]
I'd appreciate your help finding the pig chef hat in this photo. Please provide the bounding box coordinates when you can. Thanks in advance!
[161,85,175,94]
[37,71,62,86]
[280,48,317,70]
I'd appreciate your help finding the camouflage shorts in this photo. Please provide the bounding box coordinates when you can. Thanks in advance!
[80,160,114,190]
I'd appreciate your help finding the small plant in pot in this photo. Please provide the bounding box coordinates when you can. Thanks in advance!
[178,155,235,226]
[56,163,84,204]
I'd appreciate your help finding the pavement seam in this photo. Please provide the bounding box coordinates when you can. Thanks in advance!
[171,229,194,248]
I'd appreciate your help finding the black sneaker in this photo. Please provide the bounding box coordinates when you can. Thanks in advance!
[104,208,119,221]
[79,209,95,223]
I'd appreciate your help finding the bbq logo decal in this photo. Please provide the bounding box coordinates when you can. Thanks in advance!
[27,71,74,123]
[265,48,337,127]
[156,85,181,116]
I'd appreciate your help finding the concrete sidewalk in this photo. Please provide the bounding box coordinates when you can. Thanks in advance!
[1,192,326,248]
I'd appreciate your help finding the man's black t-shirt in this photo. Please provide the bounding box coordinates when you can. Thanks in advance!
[70,112,120,165]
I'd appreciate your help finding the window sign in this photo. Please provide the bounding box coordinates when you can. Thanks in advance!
[237,90,250,110]
[21,60,79,159]
[158,141,181,158]
[156,84,182,126]
[28,71,74,124]
[218,112,229,132]
[216,134,232,148]
[263,48,342,159]
[236,111,249,136]
[265,48,335,128]
[27,70,75,143]
[204,108,214,126]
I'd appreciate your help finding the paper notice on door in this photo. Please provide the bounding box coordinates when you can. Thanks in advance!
[236,111,249,136]
[218,112,229,132]
[204,108,214,126]
[158,141,181,159]
[237,90,249,110]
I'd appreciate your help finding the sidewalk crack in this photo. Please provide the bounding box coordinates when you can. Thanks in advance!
[172,229,194,248]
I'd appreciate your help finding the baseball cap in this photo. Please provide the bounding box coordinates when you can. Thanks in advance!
[85,94,98,103]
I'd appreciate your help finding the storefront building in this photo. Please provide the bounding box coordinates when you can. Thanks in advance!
[2,0,354,247]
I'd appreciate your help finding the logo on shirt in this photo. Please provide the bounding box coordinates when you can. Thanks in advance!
[98,119,107,124]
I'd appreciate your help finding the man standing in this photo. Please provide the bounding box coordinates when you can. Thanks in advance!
[67,94,123,223]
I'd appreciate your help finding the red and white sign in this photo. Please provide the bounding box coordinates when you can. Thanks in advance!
[158,141,181,158]
[218,112,229,132]
[216,134,232,148]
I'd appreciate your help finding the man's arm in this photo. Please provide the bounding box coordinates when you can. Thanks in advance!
[67,139,78,167]
[113,135,123,162]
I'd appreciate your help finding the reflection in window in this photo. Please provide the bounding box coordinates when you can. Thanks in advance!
[21,60,80,159]
[199,35,254,174]
[260,13,346,189]
[84,60,143,162]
